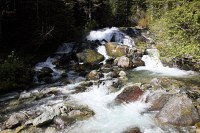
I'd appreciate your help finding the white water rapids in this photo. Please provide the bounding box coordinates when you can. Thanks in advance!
[65,80,164,133]
[135,49,195,77]
[32,27,197,133]
[87,27,135,47]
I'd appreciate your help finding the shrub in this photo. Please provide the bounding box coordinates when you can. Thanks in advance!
[149,1,200,60]
[0,51,34,91]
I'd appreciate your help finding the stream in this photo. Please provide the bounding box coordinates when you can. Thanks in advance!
[0,27,199,133]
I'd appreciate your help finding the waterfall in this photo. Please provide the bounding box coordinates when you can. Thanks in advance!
[86,27,135,47]
[135,48,194,77]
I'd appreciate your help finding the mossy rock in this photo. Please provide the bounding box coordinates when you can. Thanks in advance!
[105,42,127,57]
[76,49,104,64]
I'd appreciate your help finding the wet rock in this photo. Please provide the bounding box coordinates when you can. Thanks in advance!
[132,59,145,68]
[146,93,172,111]
[62,104,95,121]
[123,127,141,133]
[87,70,100,80]
[105,42,127,57]
[33,106,61,126]
[37,67,53,80]
[117,56,133,68]
[2,113,28,129]
[156,94,199,126]
[76,49,104,64]
[67,107,94,120]
[173,57,200,71]
[73,86,88,93]
[116,86,144,103]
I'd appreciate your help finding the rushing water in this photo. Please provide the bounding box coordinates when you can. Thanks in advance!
[87,27,135,47]
[0,27,199,133]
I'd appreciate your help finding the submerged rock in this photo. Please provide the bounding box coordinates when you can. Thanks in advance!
[116,86,144,103]
[156,94,199,126]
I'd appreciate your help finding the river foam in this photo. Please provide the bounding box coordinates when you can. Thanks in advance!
[66,80,164,133]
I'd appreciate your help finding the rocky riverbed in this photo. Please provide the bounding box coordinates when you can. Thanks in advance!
[0,27,199,133]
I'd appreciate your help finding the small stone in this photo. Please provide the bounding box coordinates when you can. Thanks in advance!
[119,71,126,78]
[87,70,100,80]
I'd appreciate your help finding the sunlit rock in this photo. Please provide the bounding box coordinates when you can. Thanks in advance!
[156,94,199,126]
[76,49,104,64]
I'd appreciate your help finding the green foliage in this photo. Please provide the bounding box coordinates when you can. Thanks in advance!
[0,51,33,91]
[149,1,200,60]
[84,20,99,33]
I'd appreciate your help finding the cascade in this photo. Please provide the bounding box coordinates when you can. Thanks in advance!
[135,48,194,77]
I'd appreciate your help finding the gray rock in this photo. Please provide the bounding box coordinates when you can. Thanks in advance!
[3,112,28,129]
[87,70,100,80]
[147,92,172,111]
[19,92,32,100]
[156,94,199,126]
[33,106,60,126]
[117,56,132,68]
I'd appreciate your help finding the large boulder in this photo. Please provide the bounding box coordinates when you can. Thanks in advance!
[146,92,172,111]
[105,42,127,57]
[117,56,133,68]
[76,49,104,64]
[2,113,28,129]
[33,106,61,126]
[156,94,199,126]
[116,86,144,103]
